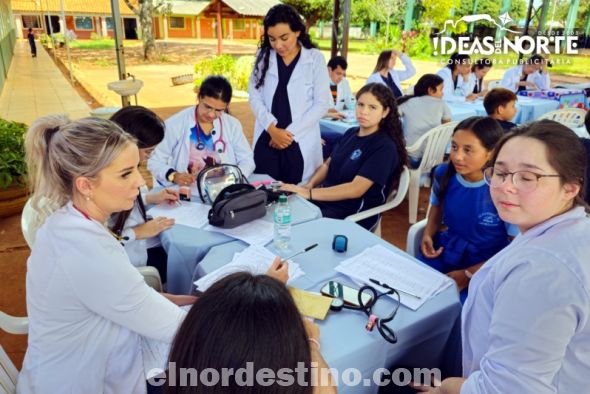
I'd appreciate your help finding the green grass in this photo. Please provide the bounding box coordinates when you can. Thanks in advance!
[69,39,142,50]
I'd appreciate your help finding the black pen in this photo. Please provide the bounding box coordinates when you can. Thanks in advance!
[279,243,319,266]
[369,278,422,300]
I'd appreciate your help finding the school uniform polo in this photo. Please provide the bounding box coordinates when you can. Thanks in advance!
[313,128,399,230]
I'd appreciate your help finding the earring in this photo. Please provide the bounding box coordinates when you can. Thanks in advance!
[85,195,91,201]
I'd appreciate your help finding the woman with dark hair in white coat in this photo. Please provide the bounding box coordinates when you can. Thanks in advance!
[249,4,331,184]
[437,53,478,102]
[366,49,416,99]
[148,75,255,187]
[500,54,551,93]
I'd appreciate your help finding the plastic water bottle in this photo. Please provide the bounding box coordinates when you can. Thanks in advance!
[273,194,291,250]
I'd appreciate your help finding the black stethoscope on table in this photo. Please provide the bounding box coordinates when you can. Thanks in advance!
[193,105,226,154]
[331,280,401,344]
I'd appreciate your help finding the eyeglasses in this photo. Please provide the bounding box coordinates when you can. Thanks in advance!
[483,167,561,193]
[199,102,227,116]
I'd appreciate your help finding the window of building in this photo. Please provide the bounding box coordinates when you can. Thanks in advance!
[105,17,114,30]
[22,15,41,29]
[74,16,93,31]
[169,16,185,29]
[233,19,245,31]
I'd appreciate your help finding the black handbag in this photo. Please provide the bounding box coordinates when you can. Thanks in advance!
[208,183,267,228]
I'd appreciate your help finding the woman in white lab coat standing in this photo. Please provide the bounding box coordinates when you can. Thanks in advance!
[148,75,255,187]
[18,116,194,393]
[365,49,416,98]
[249,4,331,184]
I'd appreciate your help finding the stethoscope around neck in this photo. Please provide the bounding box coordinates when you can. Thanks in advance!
[193,105,226,154]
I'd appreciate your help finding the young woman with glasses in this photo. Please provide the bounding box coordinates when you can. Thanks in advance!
[416,120,590,393]
[148,75,255,187]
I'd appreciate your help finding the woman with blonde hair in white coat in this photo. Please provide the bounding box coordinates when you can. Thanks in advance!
[249,4,331,184]
[148,75,255,187]
[366,49,416,99]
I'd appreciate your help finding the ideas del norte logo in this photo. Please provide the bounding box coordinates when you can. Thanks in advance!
[432,12,579,57]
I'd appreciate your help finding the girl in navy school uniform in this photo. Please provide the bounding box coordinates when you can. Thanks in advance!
[418,116,515,303]
[280,83,408,231]
[249,4,331,184]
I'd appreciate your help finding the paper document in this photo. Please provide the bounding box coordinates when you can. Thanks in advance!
[147,201,210,229]
[335,245,453,310]
[194,245,305,292]
[289,288,332,320]
[203,218,274,245]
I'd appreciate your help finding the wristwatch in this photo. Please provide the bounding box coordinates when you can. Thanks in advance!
[167,171,177,183]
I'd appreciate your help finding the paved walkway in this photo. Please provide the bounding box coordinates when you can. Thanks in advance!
[0,41,90,125]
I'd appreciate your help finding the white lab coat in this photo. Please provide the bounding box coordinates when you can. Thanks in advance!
[107,186,160,267]
[330,78,355,111]
[148,107,255,186]
[248,46,332,182]
[500,65,551,92]
[365,53,416,93]
[17,202,185,394]
[437,67,473,102]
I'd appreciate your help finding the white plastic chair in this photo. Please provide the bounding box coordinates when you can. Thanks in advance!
[406,219,427,257]
[21,198,163,292]
[346,166,410,236]
[537,108,587,129]
[487,80,502,90]
[406,122,457,224]
[0,311,28,394]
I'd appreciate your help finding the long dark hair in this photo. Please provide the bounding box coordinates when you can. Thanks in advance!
[357,83,408,189]
[109,106,165,235]
[435,116,504,203]
[373,50,392,73]
[446,53,471,72]
[397,74,443,106]
[253,4,316,89]
[166,272,312,394]
[490,120,588,210]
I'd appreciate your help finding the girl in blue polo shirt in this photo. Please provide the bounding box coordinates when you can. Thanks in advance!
[419,116,514,302]
[281,83,407,231]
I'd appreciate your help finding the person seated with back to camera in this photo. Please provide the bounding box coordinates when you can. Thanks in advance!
[483,88,518,131]
[397,73,452,167]
[165,272,336,393]
[280,83,408,231]
[148,75,255,187]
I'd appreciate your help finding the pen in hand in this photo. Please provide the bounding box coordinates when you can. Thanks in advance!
[277,243,319,268]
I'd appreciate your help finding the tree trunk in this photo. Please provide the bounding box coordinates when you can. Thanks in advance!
[139,2,158,61]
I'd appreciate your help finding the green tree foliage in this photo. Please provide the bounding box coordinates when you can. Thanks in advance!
[282,0,333,30]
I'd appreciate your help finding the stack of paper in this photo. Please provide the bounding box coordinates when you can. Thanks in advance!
[335,245,453,310]
[194,245,305,292]
[203,218,274,245]
[147,201,210,229]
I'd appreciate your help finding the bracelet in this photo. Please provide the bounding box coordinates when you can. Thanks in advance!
[309,188,313,200]
[308,338,320,350]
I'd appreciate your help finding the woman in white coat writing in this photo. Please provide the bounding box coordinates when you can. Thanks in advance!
[365,49,416,98]
[437,53,478,102]
[500,54,551,93]
[17,116,196,393]
[148,75,255,187]
[249,4,331,184]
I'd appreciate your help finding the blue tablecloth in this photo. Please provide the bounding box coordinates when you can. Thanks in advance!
[448,96,560,125]
[197,218,462,393]
[159,181,322,294]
